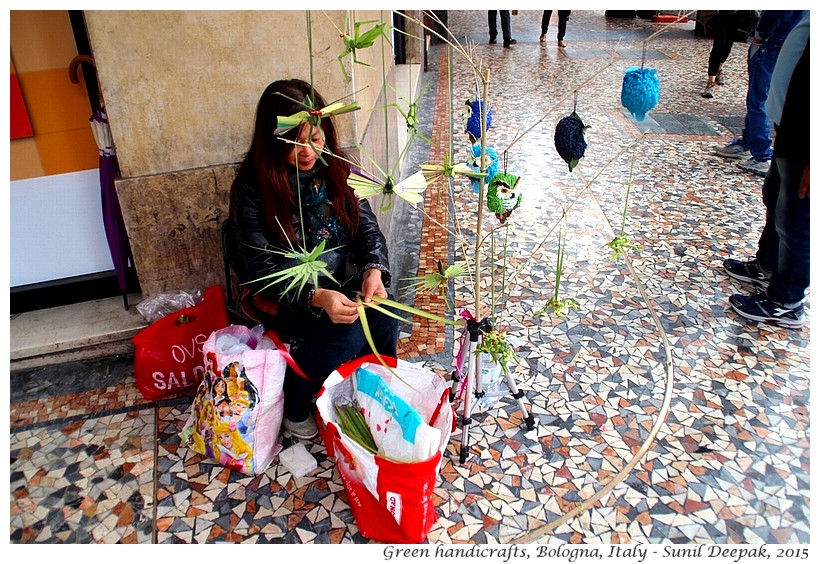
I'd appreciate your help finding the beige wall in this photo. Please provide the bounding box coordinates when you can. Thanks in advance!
[81,10,411,295]
[83,10,395,178]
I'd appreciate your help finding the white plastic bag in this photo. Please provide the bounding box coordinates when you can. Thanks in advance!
[352,365,442,463]
[136,289,202,323]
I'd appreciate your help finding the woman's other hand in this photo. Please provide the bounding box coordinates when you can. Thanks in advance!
[360,268,388,303]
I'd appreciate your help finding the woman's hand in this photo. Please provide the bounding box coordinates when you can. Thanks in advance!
[360,268,388,303]
[312,289,359,324]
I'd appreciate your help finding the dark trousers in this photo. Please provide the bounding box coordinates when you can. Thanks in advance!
[542,10,570,39]
[488,10,511,42]
[757,158,810,307]
[281,304,399,421]
[707,12,739,76]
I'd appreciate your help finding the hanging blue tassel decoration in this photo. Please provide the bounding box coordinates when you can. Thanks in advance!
[468,144,499,193]
[621,66,660,121]
[554,111,588,172]
[465,98,492,143]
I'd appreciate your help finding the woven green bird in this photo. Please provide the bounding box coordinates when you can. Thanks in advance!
[486,172,522,224]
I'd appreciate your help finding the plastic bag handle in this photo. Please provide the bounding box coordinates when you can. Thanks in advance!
[428,389,451,428]
[263,329,311,381]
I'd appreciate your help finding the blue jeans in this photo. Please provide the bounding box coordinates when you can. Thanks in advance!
[740,43,780,160]
[282,303,399,421]
[756,158,810,306]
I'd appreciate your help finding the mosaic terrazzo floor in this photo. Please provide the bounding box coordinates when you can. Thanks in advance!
[10,11,810,546]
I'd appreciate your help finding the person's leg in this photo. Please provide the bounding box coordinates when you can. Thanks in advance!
[704,14,735,97]
[729,158,808,327]
[283,308,399,421]
[742,45,777,161]
[557,11,570,40]
[719,12,739,64]
[355,304,400,359]
[488,11,498,43]
[755,159,782,274]
[281,367,323,423]
[765,159,810,306]
[500,10,511,43]
[541,10,552,35]
[283,319,363,422]
[704,14,726,97]
[714,18,734,70]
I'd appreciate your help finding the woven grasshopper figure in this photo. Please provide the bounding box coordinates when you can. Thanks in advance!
[373,81,433,145]
[336,18,391,83]
[274,93,359,164]
[274,96,360,136]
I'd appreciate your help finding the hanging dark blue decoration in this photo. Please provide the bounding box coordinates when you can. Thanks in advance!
[554,111,588,172]
[467,144,499,193]
[621,66,660,121]
[465,98,492,143]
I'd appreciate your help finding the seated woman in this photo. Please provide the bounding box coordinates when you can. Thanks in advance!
[228,78,399,440]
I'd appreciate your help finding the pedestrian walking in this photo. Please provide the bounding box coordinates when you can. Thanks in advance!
[540,10,571,47]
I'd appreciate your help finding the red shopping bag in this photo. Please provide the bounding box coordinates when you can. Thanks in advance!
[132,285,229,400]
[316,354,455,543]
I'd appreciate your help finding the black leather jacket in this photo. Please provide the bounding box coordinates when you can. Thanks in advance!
[228,166,391,322]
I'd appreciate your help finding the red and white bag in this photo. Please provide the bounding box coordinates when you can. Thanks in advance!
[132,285,229,400]
[316,354,455,543]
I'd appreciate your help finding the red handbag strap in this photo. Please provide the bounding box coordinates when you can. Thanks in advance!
[263,329,310,381]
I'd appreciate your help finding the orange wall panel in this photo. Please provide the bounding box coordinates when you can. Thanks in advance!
[10,10,78,73]
[36,128,100,176]
[10,138,46,181]
[18,69,95,135]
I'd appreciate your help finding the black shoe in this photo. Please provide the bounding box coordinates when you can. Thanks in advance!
[729,290,805,329]
[489,36,497,44]
[503,38,517,48]
[701,83,715,98]
[723,258,771,286]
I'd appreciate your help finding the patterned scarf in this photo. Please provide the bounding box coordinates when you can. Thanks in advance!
[291,166,349,249]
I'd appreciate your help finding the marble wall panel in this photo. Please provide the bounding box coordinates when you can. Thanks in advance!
[116,164,237,296]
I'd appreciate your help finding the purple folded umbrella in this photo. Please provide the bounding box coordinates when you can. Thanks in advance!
[91,109,133,304]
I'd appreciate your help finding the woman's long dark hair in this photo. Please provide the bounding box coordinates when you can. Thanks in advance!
[234,78,359,245]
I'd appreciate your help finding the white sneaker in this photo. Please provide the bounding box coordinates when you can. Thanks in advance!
[284,416,319,439]
[714,140,751,159]
[737,157,770,176]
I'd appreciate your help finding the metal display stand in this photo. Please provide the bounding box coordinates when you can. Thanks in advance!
[450,316,535,464]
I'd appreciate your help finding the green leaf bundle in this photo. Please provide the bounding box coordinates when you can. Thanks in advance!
[334,402,378,454]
